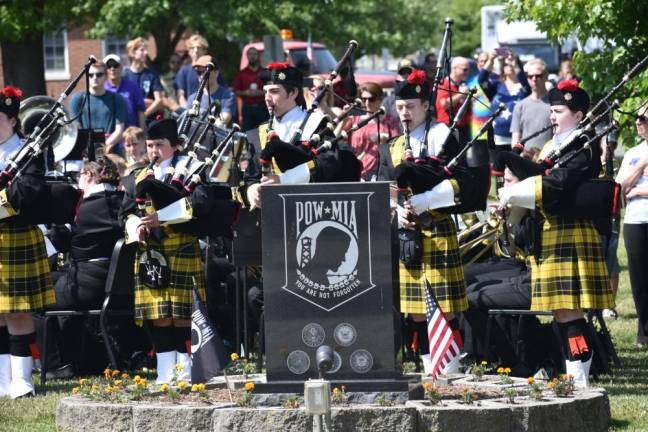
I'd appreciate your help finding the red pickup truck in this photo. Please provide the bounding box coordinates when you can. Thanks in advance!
[240,40,396,90]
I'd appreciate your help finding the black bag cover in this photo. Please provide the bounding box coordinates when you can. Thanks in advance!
[398,228,423,266]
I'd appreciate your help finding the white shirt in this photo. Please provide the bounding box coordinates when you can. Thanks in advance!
[617,141,648,224]
[407,121,451,159]
[273,106,322,142]
[0,133,23,171]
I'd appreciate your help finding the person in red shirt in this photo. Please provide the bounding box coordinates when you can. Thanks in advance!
[233,47,268,131]
[344,82,399,180]
[435,56,472,145]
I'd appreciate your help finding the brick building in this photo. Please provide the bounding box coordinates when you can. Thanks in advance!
[0,26,160,99]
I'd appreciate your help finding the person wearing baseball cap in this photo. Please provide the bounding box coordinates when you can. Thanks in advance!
[103,53,146,130]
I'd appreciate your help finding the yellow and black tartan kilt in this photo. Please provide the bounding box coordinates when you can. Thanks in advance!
[529,216,614,311]
[399,214,467,314]
[0,224,55,313]
[133,229,205,322]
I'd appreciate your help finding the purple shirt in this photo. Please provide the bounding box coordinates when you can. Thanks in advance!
[105,77,145,127]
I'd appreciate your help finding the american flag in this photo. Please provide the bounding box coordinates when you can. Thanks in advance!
[425,283,462,379]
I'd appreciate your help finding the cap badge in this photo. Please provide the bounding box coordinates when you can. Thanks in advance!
[564,93,572,101]
[278,72,286,81]
[415,85,421,93]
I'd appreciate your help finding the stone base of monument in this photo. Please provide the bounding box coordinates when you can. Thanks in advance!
[253,376,415,394]
[56,383,610,432]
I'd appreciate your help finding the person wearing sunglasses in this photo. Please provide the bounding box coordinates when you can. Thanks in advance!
[615,103,648,349]
[344,82,399,180]
[103,54,146,131]
[69,62,128,153]
[510,58,552,158]
[185,55,235,127]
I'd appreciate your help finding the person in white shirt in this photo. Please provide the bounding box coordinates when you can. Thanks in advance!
[616,102,648,348]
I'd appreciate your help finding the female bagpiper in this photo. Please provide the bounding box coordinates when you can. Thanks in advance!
[120,118,205,384]
[0,86,55,398]
[498,80,614,387]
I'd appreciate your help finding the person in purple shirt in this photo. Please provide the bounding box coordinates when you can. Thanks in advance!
[185,55,235,126]
[103,54,145,129]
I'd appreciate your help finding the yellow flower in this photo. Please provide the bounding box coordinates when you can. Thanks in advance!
[111,370,120,377]
[568,374,574,380]
[161,384,170,392]
[547,381,556,389]
[72,387,80,394]
[91,384,99,392]
[504,368,511,374]
[114,380,123,386]
[333,387,340,395]
[231,352,240,362]
[561,373,567,380]
[423,382,433,392]
[197,384,206,391]
[244,382,255,391]
[175,364,184,372]
[79,378,87,386]
[105,386,113,393]
[527,377,535,385]
[191,384,200,392]
[178,381,187,390]
[497,367,504,374]
[103,369,111,379]
[134,375,142,382]
[121,373,129,380]
[480,360,487,365]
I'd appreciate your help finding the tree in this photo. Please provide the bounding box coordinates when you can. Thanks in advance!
[0,1,86,96]
[507,0,648,147]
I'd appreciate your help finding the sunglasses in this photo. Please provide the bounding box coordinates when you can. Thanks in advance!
[193,67,206,74]
[361,96,377,103]
[89,72,105,78]
[527,74,544,80]
[106,63,120,70]
[637,114,647,123]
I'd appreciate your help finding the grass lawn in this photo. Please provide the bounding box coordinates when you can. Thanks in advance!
[1,230,647,431]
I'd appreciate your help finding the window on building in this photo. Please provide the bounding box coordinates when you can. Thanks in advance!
[102,36,130,64]
[43,30,69,80]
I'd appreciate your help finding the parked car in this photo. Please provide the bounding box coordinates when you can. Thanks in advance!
[240,41,396,90]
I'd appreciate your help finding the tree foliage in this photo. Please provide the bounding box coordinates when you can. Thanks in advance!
[507,0,648,147]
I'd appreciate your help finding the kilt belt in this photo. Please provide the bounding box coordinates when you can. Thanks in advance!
[0,224,55,313]
[133,227,205,323]
[399,213,467,314]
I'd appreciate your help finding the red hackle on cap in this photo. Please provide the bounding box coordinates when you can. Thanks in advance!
[407,69,427,85]
[557,79,579,92]
[267,62,290,70]
[1,86,23,101]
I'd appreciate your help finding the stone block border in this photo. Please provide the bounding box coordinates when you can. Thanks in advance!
[56,387,609,432]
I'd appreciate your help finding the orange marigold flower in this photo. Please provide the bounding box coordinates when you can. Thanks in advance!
[527,377,535,385]
[121,373,129,379]
[245,382,255,391]
[568,374,574,380]
[423,382,433,391]
[114,380,123,386]
[504,368,511,374]
[111,370,120,377]
[547,382,556,389]
[79,378,87,386]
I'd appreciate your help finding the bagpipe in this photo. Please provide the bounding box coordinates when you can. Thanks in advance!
[0,58,100,225]
[135,120,242,239]
[258,105,379,184]
[288,40,359,146]
[395,103,505,215]
[497,53,648,219]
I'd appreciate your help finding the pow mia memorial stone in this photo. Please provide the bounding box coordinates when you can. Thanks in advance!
[259,182,409,392]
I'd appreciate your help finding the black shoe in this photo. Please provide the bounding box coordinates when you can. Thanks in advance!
[45,364,75,380]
